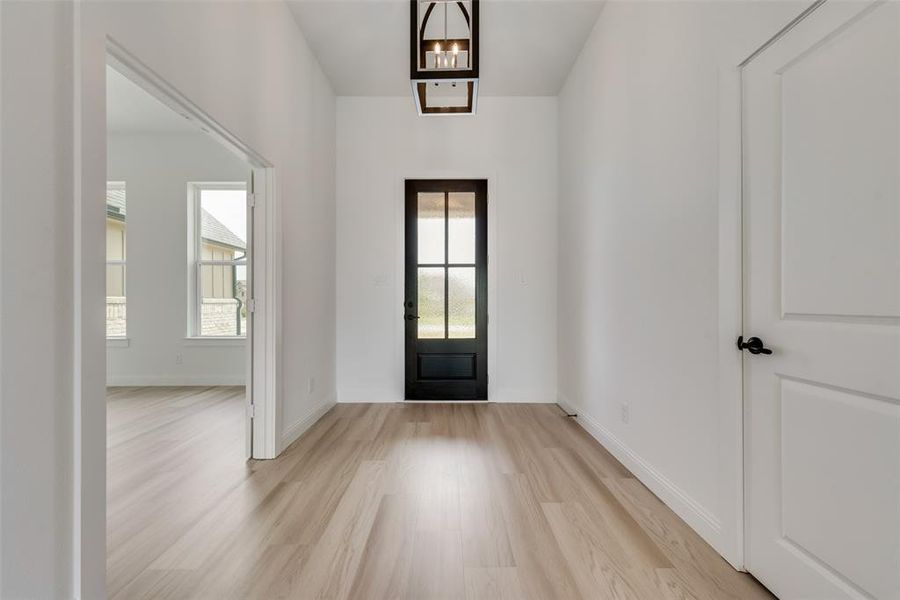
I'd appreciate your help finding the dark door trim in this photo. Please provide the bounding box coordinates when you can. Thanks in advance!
[404,179,488,400]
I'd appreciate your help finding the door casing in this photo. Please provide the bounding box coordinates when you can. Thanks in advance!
[706,0,834,572]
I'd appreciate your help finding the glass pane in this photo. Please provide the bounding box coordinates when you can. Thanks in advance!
[417,192,445,264]
[200,262,247,337]
[106,182,126,258]
[106,264,126,337]
[448,267,476,339]
[106,221,126,261]
[448,192,475,264]
[200,188,247,258]
[417,267,445,339]
[106,263,125,297]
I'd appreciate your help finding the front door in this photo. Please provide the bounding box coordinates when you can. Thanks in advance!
[742,2,900,598]
[405,179,487,400]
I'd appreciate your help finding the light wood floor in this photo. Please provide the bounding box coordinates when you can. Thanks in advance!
[107,386,774,600]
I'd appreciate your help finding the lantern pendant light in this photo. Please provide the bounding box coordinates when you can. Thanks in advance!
[410,0,479,115]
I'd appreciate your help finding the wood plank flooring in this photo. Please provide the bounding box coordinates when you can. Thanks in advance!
[107,387,774,600]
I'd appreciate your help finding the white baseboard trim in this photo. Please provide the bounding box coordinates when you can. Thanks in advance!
[557,392,724,553]
[106,375,245,387]
[280,395,337,451]
[490,389,557,404]
[337,387,402,403]
[337,386,558,404]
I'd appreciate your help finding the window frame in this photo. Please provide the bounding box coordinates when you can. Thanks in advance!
[187,182,249,339]
[106,181,127,340]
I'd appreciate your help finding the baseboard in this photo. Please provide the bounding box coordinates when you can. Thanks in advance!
[337,386,402,403]
[280,395,336,451]
[106,375,245,386]
[490,388,557,403]
[337,386,558,404]
[555,395,580,417]
[557,392,725,554]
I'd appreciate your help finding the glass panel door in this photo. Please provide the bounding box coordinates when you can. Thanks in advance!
[405,180,487,400]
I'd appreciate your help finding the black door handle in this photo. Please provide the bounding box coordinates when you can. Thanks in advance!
[405,314,419,321]
[737,336,772,355]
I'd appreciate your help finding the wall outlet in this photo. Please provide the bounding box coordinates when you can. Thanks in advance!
[175,353,184,365]
[620,403,630,424]
[307,377,316,394]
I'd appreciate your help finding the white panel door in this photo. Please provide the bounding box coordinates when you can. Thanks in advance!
[742,2,900,599]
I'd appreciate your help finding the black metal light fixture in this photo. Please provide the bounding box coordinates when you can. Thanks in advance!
[410,0,479,115]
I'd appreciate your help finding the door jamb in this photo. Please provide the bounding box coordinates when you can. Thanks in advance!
[104,38,281,459]
[725,0,829,572]
[716,62,746,570]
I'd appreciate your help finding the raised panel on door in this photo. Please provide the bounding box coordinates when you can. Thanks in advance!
[742,2,900,598]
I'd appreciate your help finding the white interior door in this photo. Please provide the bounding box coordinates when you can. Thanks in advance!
[742,2,900,599]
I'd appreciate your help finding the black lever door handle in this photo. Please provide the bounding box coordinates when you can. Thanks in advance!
[737,336,773,355]
[405,314,419,321]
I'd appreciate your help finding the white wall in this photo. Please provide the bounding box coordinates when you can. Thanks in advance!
[1,3,75,597]
[336,97,557,403]
[557,0,805,566]
[1,1,336,597]
[106,133,249,386]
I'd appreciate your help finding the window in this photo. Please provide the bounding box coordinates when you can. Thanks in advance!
[106,182,127,338]
[189,184,248,337]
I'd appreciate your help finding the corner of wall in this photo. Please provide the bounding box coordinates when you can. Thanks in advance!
[280,392,336,452]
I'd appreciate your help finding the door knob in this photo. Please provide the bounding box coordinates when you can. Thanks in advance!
[737,336,772,355]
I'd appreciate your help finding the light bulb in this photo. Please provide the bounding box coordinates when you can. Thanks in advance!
[452,43,459,55]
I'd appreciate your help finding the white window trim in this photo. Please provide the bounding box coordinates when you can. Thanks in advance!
[187,182,249,339]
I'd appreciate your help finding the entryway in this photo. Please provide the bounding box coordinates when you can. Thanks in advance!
[740,1,900,597]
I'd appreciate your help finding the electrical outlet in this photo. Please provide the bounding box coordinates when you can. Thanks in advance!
[307,377,316,394]
[620,403,630,424]
[175,353,184,365]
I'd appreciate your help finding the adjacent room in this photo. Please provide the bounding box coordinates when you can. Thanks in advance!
[104,65,258,591]
[1,1,898,599]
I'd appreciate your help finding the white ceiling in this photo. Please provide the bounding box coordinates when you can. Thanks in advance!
[287,0,606,96]
[107,66,198,134]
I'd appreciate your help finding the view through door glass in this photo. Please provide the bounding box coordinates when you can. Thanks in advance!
[405,180,487,400]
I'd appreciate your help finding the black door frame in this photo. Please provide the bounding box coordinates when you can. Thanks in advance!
[404,179,488,400]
